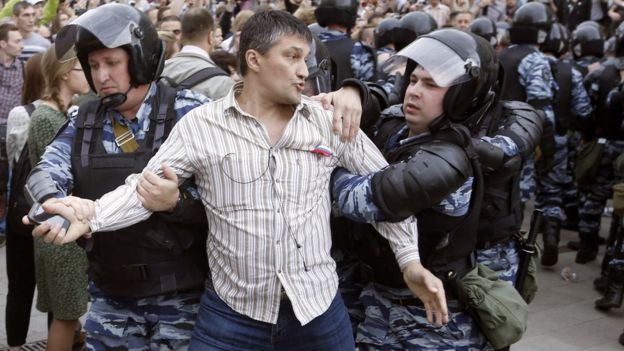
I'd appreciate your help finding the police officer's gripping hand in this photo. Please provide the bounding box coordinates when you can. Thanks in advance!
[137,164,180,212]
[403,261,450,326]
[24,198,92,245]
[311,86,362,142]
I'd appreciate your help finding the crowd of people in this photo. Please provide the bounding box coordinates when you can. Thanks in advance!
[1,0,624,349]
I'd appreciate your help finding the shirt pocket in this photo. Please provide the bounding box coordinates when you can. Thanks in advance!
[283,152,334,208]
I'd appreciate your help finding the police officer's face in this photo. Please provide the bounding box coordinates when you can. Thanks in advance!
[252,34,310,105]
[87,48,132,98]
[403,66,449,136]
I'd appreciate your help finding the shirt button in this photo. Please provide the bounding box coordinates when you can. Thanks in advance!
[278,269,282,274]
[276,240,281,245]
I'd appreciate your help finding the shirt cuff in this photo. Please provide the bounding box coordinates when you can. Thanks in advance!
[88,200,103,233]
[394,245,421,271]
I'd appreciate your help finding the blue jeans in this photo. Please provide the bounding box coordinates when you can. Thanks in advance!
[189,287,354,351]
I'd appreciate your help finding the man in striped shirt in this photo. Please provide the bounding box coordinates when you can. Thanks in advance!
[33,10,448,350]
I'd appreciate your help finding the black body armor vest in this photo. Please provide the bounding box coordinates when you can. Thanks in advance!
[476,102,529,247]
[592,64,623,139]
[71,82,208,298]
[550,59,574,134]
[499,45,538,102]
[324,36,377,90]
[351,113,483,288]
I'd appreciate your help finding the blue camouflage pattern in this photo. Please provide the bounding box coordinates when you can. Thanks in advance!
[331,114,487,349]
[85,283,202,351]
[318,30,376,82]
[517,51,565,221]
[579,140,624,232]
[476,240,520,285]
[520,157,536,203]
[356,283,492,351]
[31,83,209,197]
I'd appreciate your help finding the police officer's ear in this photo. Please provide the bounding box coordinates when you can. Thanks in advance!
[245,49,263,74]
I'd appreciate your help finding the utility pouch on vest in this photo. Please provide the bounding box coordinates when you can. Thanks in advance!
[576,138,605,187]
[454,263,528,350]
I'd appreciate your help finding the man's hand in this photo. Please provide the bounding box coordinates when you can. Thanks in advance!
[23,198,92,245]
[311,86,362,142]
[137,164,180,212]
[403,260,449,326]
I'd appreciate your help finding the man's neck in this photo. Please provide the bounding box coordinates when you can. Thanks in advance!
[0,51,16,67]
[184,41,211,55]
[19,29,32,40]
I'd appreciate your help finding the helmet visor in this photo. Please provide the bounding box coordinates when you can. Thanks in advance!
[397,37,480,87]
[55,7,138,61]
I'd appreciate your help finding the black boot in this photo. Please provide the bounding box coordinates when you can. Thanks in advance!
[541,218,561,266]
[619,330,624,346]
[594,275,608,293]
[576,230,600,264]
[595,267,624,311]
[562,205,579,231]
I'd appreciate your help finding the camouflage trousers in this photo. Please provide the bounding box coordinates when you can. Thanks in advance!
[562,132,582,213]
[476,239,520,285]
[535,134,570,221]
[579,140,624,233]
[85,283,202,351]
[356,283,492,350]
[335,254,365,336]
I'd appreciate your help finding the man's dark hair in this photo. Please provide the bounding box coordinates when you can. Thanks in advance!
[0,22,19,42]
[156,15,181,29]
[237,10,312,76]
[181,8,214,42]
[12,1,33,16]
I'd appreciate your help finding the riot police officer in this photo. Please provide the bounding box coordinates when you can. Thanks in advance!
[24,4,210,349]
[332,29,509,349]
[374,17,399,66]
[470,16,499,48]
[540,22,593,266]
[314,0,377,89]
[573,21,624,264]
[499,2,561,257]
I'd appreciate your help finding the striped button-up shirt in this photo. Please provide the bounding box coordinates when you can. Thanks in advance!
[89,82,420,325]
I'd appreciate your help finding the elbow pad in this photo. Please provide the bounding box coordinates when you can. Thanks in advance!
[371,142,471,222]
[497,101,544,158]
[472,138,505,173]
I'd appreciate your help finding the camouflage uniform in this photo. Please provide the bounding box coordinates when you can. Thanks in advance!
[318,30,376,82]
[514,52,561,222]
[332,122,492,349]
[31,84,209,349]
[85,283,202,351]
[578,77,624,235]
[550,57,594,226]
[476,135,521,284]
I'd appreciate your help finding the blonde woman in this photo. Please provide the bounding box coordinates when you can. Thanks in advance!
[28,45,91,351]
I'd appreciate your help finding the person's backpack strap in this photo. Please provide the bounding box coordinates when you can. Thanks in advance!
[172,67,229,90]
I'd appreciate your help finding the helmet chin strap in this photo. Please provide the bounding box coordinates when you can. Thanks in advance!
[101,85,133,108]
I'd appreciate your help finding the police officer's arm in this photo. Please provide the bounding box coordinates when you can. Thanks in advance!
[138,167,208,226]
[333,141,472,223]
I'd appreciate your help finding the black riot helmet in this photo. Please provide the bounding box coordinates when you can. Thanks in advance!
[375,17,400,49]
[571,21,604,59]
[55,4,164,108]
[393,11,437,52]
[314,0,359,30]
[543,22,570,57]
[398,28,498,127]
[470,17,498,47]
[509,2,552,45]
